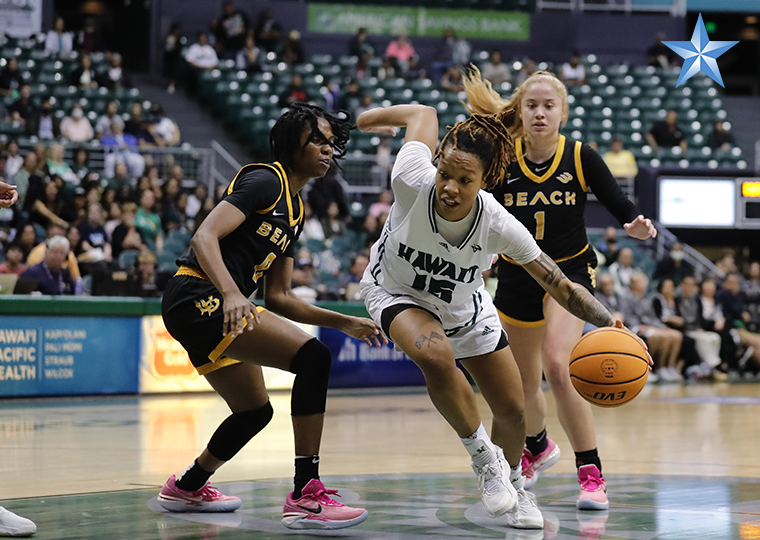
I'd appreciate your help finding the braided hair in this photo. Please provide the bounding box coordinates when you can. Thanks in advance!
[434,109,517,189]
[269,102,352,171]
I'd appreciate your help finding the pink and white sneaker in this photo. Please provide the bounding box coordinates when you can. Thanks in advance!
[521,438,561,489]
[157,475,242,512]
[282,479,368,530]
[577,465,609,510]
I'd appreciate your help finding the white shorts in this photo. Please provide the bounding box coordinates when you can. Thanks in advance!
[361,281,505,359]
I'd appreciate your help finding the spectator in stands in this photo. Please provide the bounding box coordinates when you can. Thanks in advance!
[130,249,160,297]
[354,93,377,118]
[164,23,184,94]
[597,226,621,267]
[441,66,464,92]
[218,1,249,59]
[320,201,346,240]
[6,84,35,127]
[5,140,22,179]
[27,97,59,140]
[372,136,393,185]
[291,255,319,302]
[108,161,134,201]
[25,175,69,229]
[404,56,425,81]
[714,251,738,281]
[0,57,23,96]
[560,51,586,87]
[301,202,324,241]
[609,247,641,294]
[135,189,164,252]
[368,189,393,218]
[160,177,182,231]
[69,53,99,89]
[280,30,305,65]
[340,80,362,114]
[148,105,181,147]
[515,59,536,86]
[66,224,83,260]
[78,202,112,263]
[595,273,626,322]
[743,261,760,333]
[653,242,693,286]
[278,74,310,107]
[16,223,37,261]
[717,272,760,371]
[646,110,687,152]
[71,147,91,183]
[104,200,121,240]
[647,32,675,68]
[32,144,47,175]
[45,17,74,55]
[112,201,146,259]
[125,103,155,146]
[236,34,263,73]
[340,253,369,288]
[677,275,725,379]
[255,8,283,52]
[385,34,415,71]
[453,36,471,68]
[185,184,207,220]
[603,136,638,179]
[206,18,220,50]
[0,152,7,183]
[60,104,94,143]
[321,78,341,112]
[12,152,39,208]
[431,27,456,81]
[307,162,348,220]
[75,18,105,54]
[185,31,219,75]
[349,27,375,60]
[0,242,25,277]
[622,272,683,382]
[102,53,132,90]
[481,50,511,86]
[708,120,736,151]
[46,144,78,189]
[22,235,77,295]
[377,57,396,81]
[102,120,145,178]
[96,101,124,141]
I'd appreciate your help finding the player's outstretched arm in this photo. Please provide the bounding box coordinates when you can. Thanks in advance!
[264,256,386,348]
[357,104,439,155]
[522,252,616,329]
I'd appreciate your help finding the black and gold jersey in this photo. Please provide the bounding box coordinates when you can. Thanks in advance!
[490,135,638,262]
[178,162,303,298]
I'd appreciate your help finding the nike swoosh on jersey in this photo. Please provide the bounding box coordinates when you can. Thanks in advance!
[272,210,285,216]
[297,504,322,514]
[535,165,549,172]
[507,176,521,184]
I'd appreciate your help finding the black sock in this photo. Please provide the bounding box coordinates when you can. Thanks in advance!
[525,429,549,456]
[294,455,320,499]
[175,460,213,492]
[575,449,602,475]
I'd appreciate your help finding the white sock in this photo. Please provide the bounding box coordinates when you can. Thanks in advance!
[510,463,523,486]
[461,423,497,467]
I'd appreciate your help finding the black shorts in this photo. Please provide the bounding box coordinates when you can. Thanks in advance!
[161,269,264,375]
[494,247,597,327]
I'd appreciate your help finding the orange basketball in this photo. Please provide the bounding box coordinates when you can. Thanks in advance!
[569,327,649,408]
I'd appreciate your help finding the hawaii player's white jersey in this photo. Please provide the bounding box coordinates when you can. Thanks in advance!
[362,141,541,308]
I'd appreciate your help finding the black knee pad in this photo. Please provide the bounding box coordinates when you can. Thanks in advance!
[289,338,332,416]
[207,401,273,461]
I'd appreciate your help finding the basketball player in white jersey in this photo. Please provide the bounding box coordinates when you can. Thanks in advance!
[356,104,636,529]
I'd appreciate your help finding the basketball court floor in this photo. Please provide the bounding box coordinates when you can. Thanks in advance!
[2,382,760,539]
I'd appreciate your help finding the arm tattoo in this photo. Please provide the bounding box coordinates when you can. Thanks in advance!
[415,331,444,349]
[567,287,615,328]
[534,253,564,289]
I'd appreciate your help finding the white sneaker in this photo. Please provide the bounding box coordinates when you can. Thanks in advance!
[471,447,517,518]
[505,477,544,529]
[0,507,36,537]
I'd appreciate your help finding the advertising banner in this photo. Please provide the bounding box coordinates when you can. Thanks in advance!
[320,327,425,388]
[0,0,42,37]
[0,316,139,396]
[307,3,530,40]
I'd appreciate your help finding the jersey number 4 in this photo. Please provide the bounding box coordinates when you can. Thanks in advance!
[252,252,276,283]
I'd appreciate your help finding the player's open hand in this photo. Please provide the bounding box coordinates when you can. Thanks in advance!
[614,319,654,369]
[222,290,261,338]
[0,182,18,209]
[341,316,388,347]
[624,215,657,240]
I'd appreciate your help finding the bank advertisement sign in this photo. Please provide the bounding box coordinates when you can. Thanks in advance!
[0,316,139,396]
[320,327,425,387]
[307,3,530,40]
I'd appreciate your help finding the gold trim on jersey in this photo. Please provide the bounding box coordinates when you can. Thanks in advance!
[225,162,286,214]
[274,161,304,227]
[498,309,546,327]
[197,357,240,375]
[574,141,588,193]
[500,243,590,265]
[175,265,209,280]
[516,135,566,184]
[204,305,267,372]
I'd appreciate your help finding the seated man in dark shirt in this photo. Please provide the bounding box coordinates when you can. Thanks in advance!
[646,110,687,152]
[20,235,76,295]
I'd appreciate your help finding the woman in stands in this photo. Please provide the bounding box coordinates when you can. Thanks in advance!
[356,103,635,530]
[159,102,385,531]
[462,69,656,509]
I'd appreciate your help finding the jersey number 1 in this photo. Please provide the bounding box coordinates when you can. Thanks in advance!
[534,211,545,241]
